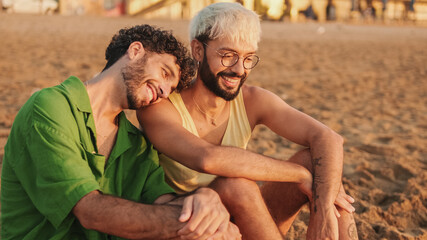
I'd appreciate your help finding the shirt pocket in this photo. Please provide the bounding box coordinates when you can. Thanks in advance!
[84,149,106,180]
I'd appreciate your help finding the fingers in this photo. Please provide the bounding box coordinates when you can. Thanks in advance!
[179,195,194,222]
[177,202,206,236]
[345,194,355,204]
[205,224,226,240]
[334,186,356,214]
[334,194,356,214]
[178,188,231,239]
[206,222,228,240]
[179,210,220,239]
[297,176,313,201]
[200,210,230,238]
[207,223,242,240]
[227,223,242,240]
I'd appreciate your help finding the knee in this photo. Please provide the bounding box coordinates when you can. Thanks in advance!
[211,177,262,208]
[289,148,313,173]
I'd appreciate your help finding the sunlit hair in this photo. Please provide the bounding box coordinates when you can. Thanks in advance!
[104,24,196,92]
[189,2,261,49]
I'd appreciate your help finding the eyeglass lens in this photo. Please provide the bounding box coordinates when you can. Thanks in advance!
[203,42,259,69]
[221,53,259,69]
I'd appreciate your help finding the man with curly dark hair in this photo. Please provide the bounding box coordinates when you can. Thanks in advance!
[1,24,241,240]
[103,24,195,92]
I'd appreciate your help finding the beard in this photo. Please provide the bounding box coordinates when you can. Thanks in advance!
[199,53,247,101]
[121,55,149,110]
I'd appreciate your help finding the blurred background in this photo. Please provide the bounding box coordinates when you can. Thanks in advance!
[1,0,427,24]
[1,0,426,239]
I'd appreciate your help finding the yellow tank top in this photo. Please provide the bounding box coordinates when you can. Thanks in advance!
[159,90,252,194]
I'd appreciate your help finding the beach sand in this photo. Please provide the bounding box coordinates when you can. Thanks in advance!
[0,13,426,239]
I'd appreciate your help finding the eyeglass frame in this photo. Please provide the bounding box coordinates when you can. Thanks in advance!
[202,42,260,70]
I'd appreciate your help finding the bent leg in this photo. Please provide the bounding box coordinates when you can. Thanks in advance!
[209,177,283,240]
[260,149,312,234]
[338,207,358,240]
[261,149,359,239]
[261,181,308,234]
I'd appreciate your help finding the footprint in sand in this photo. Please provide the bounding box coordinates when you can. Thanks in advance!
[357,143,396,156]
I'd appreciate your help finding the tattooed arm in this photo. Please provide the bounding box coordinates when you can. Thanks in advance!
[307,136,343,240]
[244,86,344,204]
[244,86,346,239]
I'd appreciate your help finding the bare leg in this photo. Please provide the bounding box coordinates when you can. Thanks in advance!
[211,148,358,239]
[261,149,359,239]
[261,149,312,234]
[261,181,307,234]
[338,207,359,240]
[209,177,283,240]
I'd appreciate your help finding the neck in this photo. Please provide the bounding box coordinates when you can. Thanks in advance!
[190,80,227,114]
[182,79,229,127]
[85,67,126,125]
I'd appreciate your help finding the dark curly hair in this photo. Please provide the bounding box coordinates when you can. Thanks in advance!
[103,24,196,92]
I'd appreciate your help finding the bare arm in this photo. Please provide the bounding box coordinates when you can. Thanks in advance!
[73,188,240,240]
[72,190,184,240]
[245,86,343,211]
[245,86,344,239]
[137,95,312,187]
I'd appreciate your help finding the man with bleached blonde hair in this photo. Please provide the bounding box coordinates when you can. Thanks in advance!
[139,2,359,240]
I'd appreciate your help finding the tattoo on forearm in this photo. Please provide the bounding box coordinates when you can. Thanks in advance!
[311,156,322,213]
[348,223,358,240]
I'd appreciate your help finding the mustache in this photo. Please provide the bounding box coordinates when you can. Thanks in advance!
[218,71,246,80]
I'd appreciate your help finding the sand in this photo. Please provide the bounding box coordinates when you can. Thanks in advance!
[0,13,426,239]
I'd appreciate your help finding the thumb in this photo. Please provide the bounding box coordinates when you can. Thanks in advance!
[179,195,193,222]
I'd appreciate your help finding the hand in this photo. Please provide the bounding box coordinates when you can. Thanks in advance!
[297,169,313,201]
[333,185,355,217]
[206,222,241,240]
[307,204,339,240]
[178,188,231,239]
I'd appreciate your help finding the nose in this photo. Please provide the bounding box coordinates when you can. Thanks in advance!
[158,82,172,99]
[230,58,245,77]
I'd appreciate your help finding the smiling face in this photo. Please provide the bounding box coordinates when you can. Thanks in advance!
[122,52,180,109]
[198,38,256,101]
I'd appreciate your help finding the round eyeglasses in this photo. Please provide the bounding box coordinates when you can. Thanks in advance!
[203,43,260,70]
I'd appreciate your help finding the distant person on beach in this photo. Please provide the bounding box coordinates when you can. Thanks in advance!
[138,2,358,240]
[1,24,240,240]
[351,0,361,12]
[326,0,337,21]
[364,0,377,19]
[299,4,318,20]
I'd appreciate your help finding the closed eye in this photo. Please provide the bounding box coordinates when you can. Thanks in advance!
[218,51,236,58]
[245,55,256,61]
[162,68,169,79]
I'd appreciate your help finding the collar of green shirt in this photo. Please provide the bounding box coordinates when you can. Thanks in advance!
[61,76,141,164]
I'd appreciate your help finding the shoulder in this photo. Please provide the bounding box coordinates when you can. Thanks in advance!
[241,85,290,125]
[36,87,78,122]
[26,86,83,140]
[14,86,73,126]
[241,84,283,108]
[138,92,184,126]
[242,85,280,102]
[140,97,178,117]
[34,87,72,113]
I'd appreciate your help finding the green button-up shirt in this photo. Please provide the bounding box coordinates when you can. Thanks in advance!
[1,76,174,240]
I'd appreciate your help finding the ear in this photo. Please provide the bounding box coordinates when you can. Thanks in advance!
[127,41,145,60]
[190,39,204,62]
